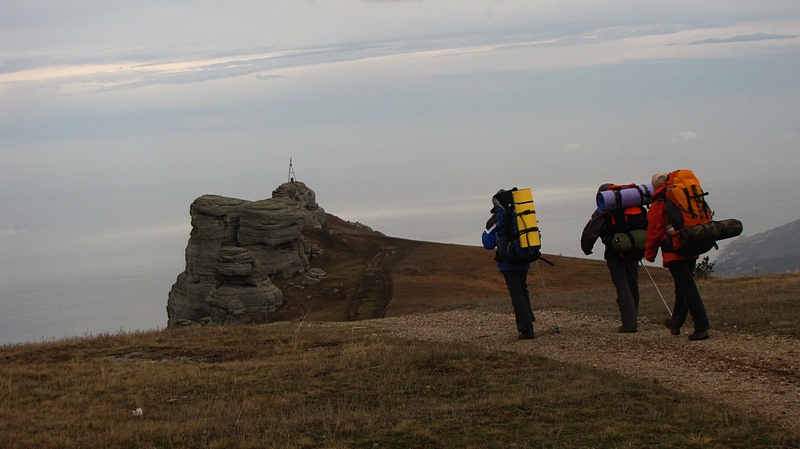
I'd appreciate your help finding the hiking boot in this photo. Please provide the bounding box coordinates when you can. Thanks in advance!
[517,331,535,340]
[617,326,637,333]
[664,318,681,336]
[688,329,710,341]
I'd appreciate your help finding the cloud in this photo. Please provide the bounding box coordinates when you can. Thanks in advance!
[4,12,799,95]
[672,131,698,144]
[690,33,797,45]
[0,43,385,90]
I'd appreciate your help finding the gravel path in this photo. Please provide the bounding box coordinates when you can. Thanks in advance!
[320,309,800,432]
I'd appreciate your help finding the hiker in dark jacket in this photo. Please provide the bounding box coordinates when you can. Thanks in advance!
[580,184,642,333]
[482,196,536,340]
[645,172,710,341]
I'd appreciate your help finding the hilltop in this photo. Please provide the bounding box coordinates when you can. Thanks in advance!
[272,213,674,323]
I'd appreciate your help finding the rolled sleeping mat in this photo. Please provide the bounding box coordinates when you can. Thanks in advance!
[679,219,744,244]
[596,184,654,212]
[511,188,541,248]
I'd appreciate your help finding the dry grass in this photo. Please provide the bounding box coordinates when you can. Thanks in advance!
[699,273,800,336]
[553,270,800,338]
[2,320,797,449]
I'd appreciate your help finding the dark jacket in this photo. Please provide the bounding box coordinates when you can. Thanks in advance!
[581,209,611,259]
[482,214,530,271]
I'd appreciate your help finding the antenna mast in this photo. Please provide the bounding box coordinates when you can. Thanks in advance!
[288,157,296,183]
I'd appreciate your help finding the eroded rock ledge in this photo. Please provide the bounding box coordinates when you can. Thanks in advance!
[167,182,325,327]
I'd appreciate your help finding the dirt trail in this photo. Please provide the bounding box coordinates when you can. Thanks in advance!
[321,309,800,433]
[346,241,395,321]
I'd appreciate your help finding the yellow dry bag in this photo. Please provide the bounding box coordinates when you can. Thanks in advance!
[511,188,541,248]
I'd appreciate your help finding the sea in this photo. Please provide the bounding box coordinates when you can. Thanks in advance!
[0,272,176,346]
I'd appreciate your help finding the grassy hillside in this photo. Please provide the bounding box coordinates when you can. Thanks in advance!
[275,214,674,323]
[276,214,798,337]
[2,215,798,448]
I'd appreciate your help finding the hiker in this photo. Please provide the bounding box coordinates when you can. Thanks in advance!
[645,172,711,341]
[580,184,644,333]
[482,190,536,340]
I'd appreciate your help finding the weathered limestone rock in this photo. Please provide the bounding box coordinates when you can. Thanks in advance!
[167,182,325,328]
[238,198,308,278]
[205,247,283,325]
[272,182,326,229]
[305,242,324,260]
[302,268,327,286]
[185,195,247,283]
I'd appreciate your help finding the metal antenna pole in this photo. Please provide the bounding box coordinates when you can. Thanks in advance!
[534,261,560,333]
[641,261,672,315]
[288,157,296,183]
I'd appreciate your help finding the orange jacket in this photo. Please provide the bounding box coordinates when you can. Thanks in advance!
[645,185,697,266]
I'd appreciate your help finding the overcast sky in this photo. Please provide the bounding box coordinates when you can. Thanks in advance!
[2,1,799,341]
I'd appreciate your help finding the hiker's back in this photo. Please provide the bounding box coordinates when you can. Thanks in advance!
[658,169,743,256]
[492,188,541,264]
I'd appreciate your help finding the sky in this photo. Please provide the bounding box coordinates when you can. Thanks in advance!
[2,1,799,343]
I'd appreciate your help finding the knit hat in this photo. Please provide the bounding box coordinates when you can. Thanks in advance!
[651,172,668,188]
[492,189,506,207]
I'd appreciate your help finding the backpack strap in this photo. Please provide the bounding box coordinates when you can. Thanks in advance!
[606,184,634,210]
[635,184,653,203]
[516,209,540,235]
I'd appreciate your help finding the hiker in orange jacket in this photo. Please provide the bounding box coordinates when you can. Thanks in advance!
[645,172,710,341]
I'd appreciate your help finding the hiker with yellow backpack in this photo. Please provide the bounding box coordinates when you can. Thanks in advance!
[483,188,543,340]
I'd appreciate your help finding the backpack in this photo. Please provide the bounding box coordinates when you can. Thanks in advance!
[602,206,647,260]
[660,169,743,256]
[492,188,541,264]
[601,184,649,259]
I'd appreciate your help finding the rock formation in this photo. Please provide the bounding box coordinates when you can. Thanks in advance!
[167,182,326,327]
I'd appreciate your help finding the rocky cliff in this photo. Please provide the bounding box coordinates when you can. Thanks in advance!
[167,182,326,327]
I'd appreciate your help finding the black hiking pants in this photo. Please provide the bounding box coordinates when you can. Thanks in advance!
[606,255,640,331]
[502,269,535,335]
[667,258,710,331]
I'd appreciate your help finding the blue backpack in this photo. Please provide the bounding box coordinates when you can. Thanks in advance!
[492,188,542,264]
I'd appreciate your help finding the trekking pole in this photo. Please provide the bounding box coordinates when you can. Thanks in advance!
[640,261,672,315]
[534,261,560,333]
